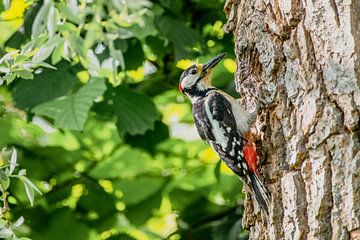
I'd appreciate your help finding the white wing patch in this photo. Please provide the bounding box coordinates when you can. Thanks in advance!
[204,98,228,151]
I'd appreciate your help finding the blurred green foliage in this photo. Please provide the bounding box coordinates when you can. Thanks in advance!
[0,0,247,239]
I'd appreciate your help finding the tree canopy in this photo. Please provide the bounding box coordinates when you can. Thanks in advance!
[0,0,247,239]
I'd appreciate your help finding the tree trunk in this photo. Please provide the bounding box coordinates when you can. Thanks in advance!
[224,0,360,239]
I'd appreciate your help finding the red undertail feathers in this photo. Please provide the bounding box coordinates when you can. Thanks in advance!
[243,132,258,174]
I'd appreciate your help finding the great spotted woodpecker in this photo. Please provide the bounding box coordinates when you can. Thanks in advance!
[179,53,270,214]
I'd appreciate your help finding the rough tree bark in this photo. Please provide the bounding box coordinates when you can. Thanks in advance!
[223,0,360,239]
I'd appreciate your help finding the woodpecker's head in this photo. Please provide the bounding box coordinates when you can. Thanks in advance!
[179,53,226,97]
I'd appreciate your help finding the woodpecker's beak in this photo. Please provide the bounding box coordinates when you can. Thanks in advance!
[202,53,226,74]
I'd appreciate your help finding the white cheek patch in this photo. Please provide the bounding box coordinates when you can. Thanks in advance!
[182,75,198,89]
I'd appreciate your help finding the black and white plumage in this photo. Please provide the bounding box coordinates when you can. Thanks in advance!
[193,91,245,176]
[179,53,270,214]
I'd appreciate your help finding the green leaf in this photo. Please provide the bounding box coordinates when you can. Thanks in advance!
[47,4,57,37]
[108,234,136,240]
[36,61,57,70]
[122,39,144,70]
[126,188,163,226]
[124,120,169,153]
[113,176,165,205]
[67,33,86,59]
[57,22,78,32]
[90,147,153,179]
[13,216,24,228]
[32,2,51,38]
[32,78,106,131]
[145,36,166,59]
[0,228,12,238]
[46,184,72,205]
[9,147,17,175]
[180,211,246,240]
[0,218,6,228]
[55,2,81,24]
[181,196,230,226]
[20,176,34,206]
[18,175,42,206]
[104,86,159,135]
[127,13,157,40]
[12,61,79,110]
[0,170,10,191]
[77,179,116,216]
[51,39,65,64]
[156,14,203,59]
[30,208,90,240]
[84,22,102,49]
[168,188,202,211]
[18,169,26,176]
[32,36,60,63]
[14,69,33,79]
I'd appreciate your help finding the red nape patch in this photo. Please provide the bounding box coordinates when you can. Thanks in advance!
[243,132,258,173]
[178,84,183,93]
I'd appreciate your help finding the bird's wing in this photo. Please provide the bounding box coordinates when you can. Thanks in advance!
[204,91,249,176]
[192,97,214,142]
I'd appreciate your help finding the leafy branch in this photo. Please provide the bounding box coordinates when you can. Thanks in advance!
[0,147,41,239]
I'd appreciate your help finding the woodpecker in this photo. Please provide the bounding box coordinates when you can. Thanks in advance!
[179,53,270,214]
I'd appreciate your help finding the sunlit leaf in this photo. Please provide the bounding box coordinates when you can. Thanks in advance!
[176,59,193,70]
[198,147,218,164]
[220,162,234,176]
[223,58,236,73]
[1,0,30,20]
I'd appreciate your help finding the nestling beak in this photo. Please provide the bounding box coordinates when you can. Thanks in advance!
[202,53,226,74]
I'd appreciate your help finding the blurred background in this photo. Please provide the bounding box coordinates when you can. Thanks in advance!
[0,0,248,239]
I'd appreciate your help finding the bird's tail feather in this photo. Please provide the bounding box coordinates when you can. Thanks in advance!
[249,173,270,215]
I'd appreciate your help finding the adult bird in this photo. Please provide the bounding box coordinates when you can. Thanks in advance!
[179,53,270,214]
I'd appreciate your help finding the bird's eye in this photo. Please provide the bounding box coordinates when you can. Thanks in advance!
[190,69,197,75]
